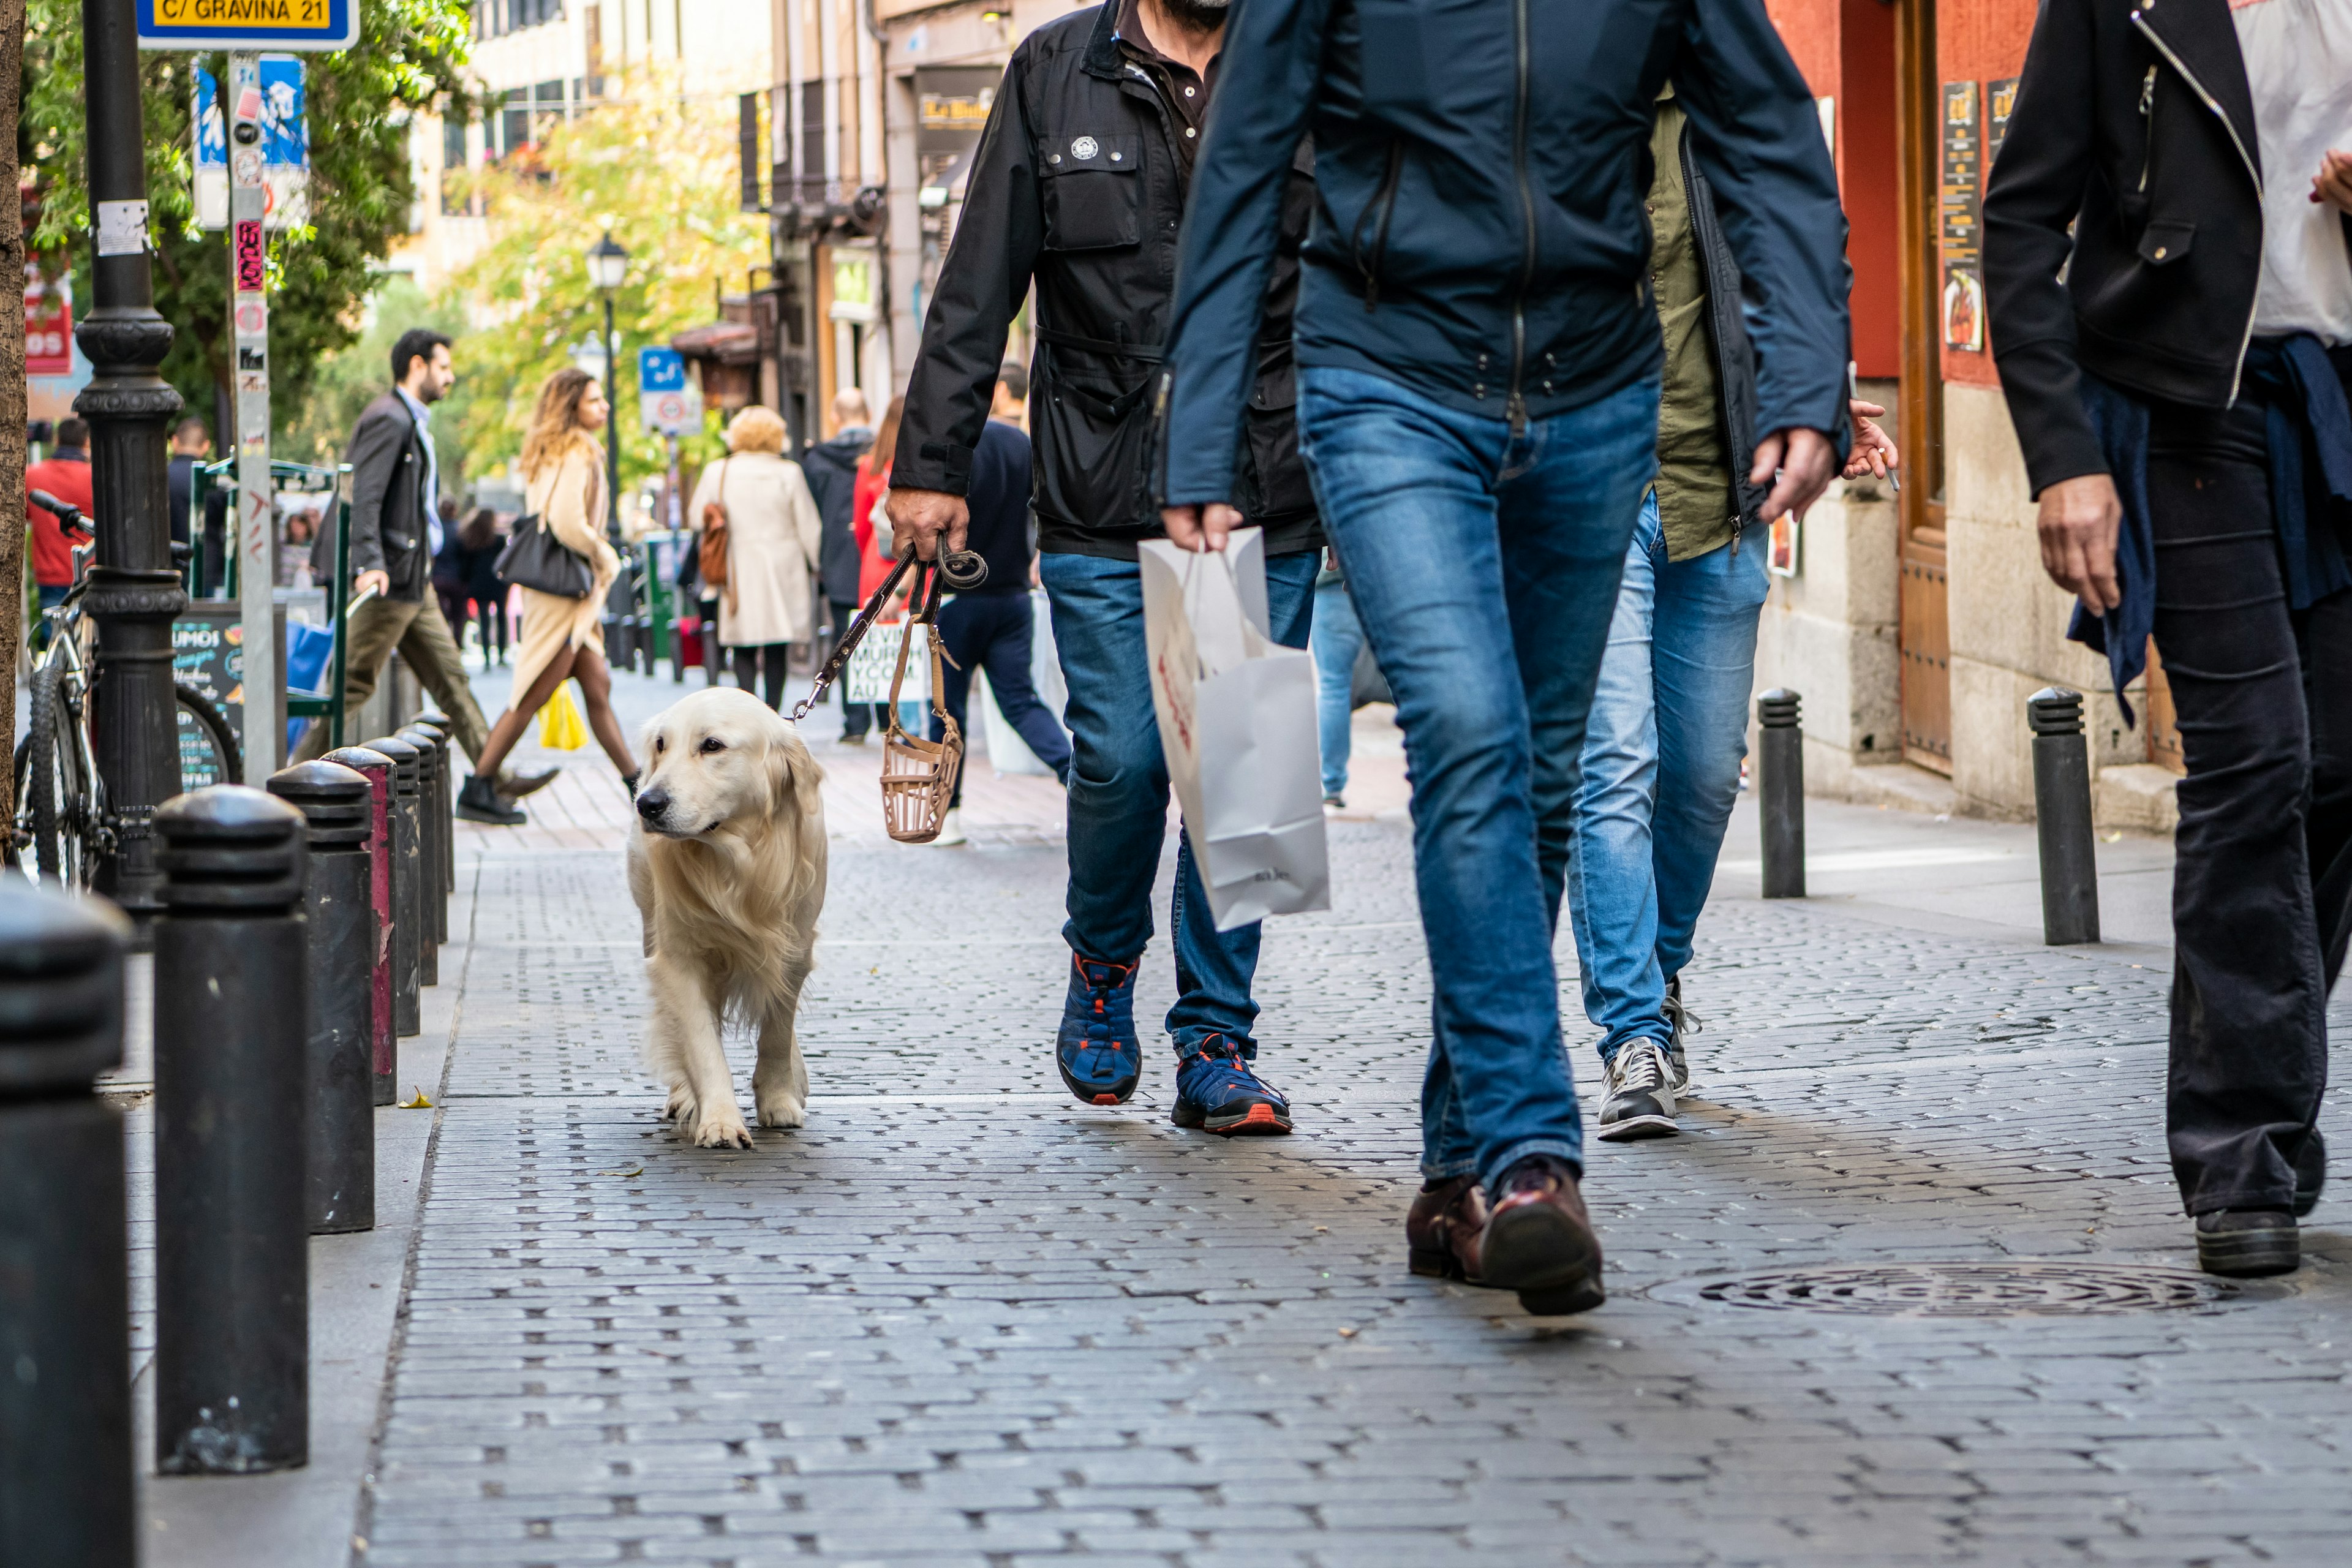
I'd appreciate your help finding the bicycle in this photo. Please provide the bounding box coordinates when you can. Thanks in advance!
[11,492,243,891]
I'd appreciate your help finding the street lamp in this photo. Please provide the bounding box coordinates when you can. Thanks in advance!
[586,231,629,543]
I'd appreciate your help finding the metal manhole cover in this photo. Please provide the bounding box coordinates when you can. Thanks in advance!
[1653,1262,2239,1317]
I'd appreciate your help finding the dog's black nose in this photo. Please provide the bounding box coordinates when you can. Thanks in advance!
[635,788,669,820]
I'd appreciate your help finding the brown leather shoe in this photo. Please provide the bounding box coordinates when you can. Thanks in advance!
[1405,1174,1490,1284]
[1478,1155,1606,1316]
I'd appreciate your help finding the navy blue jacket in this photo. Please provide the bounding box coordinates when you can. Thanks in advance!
[963,419,1038,594]
[1159,0,1852,507]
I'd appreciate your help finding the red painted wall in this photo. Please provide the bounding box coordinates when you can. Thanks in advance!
[1938,0,2037,386]
[1841,0,1902,379]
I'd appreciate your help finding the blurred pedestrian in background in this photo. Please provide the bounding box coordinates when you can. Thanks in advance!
[462,369,635,821]
[25,416,92,619]
[435,501,508,665]
[1572,86,1898,1145]
[687,405,824,711]
[805,389,878,737]
[165,415,209,551]
[924,364,1073,848]
[276,503,318,589]
[888,0,1324,1136]
[1984,0,2352,1277]
[840,396,906,743]
[1159,0,1852,1313]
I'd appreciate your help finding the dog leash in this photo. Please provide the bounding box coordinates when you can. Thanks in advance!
[791,551,967,722]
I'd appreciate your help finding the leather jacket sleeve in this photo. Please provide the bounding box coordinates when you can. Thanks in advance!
[1983,0,2112,496]
[894,48,1048,498]
[345,402,404,578]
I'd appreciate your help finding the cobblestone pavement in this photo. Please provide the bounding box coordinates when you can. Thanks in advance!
[341,677,2352,1568]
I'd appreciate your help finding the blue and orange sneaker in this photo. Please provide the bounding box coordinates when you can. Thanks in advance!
[1172,1036,1293,1136]
[1056,954,1142,1104]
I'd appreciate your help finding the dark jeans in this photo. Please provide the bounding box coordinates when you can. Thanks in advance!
[728,642,791,709]
[828,598,883,737]
[1038,548,1319,1055]
[928,589,1072,805]
[2147,391,2346,1215]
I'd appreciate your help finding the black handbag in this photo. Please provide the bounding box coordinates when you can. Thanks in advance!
[493,511,594,598]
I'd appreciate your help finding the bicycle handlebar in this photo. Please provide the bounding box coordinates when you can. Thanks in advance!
[29,490,89,537]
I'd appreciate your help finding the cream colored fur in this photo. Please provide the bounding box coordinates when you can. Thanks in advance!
[626,688,827,1148]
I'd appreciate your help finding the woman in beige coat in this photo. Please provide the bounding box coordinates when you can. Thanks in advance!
[687,405,823,709]
[459,369,638,821]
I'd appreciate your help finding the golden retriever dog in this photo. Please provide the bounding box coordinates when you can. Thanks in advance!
[627,687,827,1148]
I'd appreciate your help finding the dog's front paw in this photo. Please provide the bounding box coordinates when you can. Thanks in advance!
[689,1106,753,1149]
[755,1092,805,1130]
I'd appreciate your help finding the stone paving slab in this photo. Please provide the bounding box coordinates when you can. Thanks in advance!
[339,717,2352,1568]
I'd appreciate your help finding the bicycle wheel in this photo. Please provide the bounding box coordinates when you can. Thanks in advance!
[22,662,86,891]
[173,684,244,791]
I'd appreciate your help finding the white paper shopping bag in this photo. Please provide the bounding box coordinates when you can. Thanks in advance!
[1139,529,1331,930]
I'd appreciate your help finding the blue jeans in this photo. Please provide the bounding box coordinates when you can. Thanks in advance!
[1297,364,1659,1186]
[1310,576,1364,798]
[930,589,1073,805]
[1038,548,1319,1055]
[1565,492,1771,1063]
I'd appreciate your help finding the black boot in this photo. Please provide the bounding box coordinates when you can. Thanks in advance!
[456,774,526,826]
[622,771,639,799]
[2194,1208,2299,1278]
[2296,1129,2326,1218]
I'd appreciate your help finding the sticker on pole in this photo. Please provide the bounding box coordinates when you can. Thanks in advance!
[638,347,704,436]
[137,0,358,51]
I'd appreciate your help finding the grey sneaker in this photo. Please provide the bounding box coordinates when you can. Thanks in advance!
[1661,974,1702,1092]
[1597,1040,1679,1141]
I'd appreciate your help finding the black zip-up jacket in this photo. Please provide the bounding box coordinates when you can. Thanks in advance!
[893,4,1321,559]
[1983,0,2306,495]
[345,391,434,603]
[1679,119,1770,535]
[802,425,873,603]
[1159,0,1850,510]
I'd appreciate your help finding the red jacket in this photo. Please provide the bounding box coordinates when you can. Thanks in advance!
[25,451,94,588]
[852,459,895,603]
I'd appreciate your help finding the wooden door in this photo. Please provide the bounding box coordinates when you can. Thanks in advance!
[2144,639,2185,774]
[1895,0,1952,771]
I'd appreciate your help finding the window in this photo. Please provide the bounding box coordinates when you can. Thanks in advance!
[441,110,469,214]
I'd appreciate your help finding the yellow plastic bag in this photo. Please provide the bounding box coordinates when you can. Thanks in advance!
[537,682,588,750]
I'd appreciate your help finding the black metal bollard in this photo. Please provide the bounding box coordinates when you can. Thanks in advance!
[401,720,451,947]
[2029,687,2103,945]
[414,709,458,898]
[153,786,311,1474]
[268,761,377,1234]
[0,885,135,1566]
[323,747,395,1105]
[1756,688,1806,899]
[396,728,442,987]
[366,735,424,1038]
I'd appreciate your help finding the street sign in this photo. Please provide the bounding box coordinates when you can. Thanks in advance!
[638,346,704,435]
[136,0,358,51]
[194,59,309,230]
[26,270,71,375]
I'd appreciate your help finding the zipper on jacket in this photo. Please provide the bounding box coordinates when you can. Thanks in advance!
[1349,140,1406,309]
[2136,66,2155,192]
[1504,0,1535,435]
[2128,8,2263,401]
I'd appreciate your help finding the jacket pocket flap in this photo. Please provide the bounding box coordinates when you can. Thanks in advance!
[1040,133,1141,173]
[2137,221,2195,265]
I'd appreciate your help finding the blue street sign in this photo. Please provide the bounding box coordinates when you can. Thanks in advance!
[638,347,687,394]
[137,0,358,52]
[192,58,309,229]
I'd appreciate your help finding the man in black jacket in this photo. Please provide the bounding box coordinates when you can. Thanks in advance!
[887,0,1322,1137]
[295,328,551,804]
[803,389,879,741]
[1985,0,2352,1277]
[1157,0,1852,1314]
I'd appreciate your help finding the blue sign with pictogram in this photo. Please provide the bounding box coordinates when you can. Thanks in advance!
[137,0,357,51]
[638,347,704,435]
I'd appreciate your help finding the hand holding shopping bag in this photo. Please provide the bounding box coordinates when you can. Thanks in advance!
[1139,527,1331,930]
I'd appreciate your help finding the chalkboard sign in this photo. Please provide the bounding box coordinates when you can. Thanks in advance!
[173,603,285,784]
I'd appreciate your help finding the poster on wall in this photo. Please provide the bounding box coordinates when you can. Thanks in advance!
[1942,266,1985,351]
[1986,77,2020,172]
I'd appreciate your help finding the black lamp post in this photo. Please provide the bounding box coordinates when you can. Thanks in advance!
[74,0,187,929]
[586,231,630,544]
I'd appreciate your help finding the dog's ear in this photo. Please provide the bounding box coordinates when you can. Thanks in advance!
[766,730,824,823]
